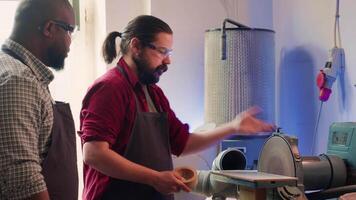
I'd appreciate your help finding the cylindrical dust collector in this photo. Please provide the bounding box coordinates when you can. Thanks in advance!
[204,19,275,126]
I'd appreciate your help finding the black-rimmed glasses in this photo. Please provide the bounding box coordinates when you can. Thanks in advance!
[51,20,77,36]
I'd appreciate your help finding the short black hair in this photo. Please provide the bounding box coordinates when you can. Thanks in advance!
[13,0,73,33]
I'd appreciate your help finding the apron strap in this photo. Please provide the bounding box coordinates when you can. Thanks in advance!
[116,65,142,112]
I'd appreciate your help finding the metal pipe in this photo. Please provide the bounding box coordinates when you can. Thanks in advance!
[302,154,346,190]
[221,18,250,60]
[192,149,246,198]
[212,148,246,170]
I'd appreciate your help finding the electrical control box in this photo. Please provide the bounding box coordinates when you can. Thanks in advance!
[327,122,356,184]
[327,122,356,169]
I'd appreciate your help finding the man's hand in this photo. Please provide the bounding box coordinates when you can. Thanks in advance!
[150,171,191,194]
[229,106,276,134]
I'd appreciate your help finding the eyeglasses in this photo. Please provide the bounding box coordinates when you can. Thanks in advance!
[51,20,77,37]
[145,43,173,57]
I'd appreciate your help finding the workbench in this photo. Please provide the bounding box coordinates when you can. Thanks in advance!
[211,170,298,200]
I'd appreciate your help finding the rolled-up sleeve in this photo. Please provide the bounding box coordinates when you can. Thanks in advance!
[0,75,47,199]
[80,81,125,147]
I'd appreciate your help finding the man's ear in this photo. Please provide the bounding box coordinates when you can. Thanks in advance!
[39,21,53,38]
[130,37,142,56]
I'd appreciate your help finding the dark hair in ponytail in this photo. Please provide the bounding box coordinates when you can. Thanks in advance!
[102,31,122,64]
[102,15,173,64]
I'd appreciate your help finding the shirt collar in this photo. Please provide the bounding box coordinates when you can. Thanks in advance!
[2,39,54,85]
[118,57,141,89]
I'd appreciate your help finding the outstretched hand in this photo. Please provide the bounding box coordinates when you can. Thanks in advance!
[181,106,276,155]
[229,106,276,135]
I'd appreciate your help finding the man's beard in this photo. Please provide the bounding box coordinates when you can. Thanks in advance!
[133,55,167,85]
[47,47,66,71]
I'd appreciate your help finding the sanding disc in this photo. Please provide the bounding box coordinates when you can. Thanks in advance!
[258,135,296,177]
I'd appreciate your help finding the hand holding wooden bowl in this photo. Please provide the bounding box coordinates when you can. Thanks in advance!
[174,167,198,189]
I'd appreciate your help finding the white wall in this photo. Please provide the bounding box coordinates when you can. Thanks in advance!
[0,1,18,42]
[106,0,150,41]
[237,0,273,29]
[85,0,107,77]
[273,0,356,155]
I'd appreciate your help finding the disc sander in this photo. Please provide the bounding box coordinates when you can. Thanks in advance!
[258,135,296,177]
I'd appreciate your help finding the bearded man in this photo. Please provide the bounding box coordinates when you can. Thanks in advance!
[79,15,275,200]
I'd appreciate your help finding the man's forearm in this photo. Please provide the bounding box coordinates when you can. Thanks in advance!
[182,123,233,155]
[83,141,159,186]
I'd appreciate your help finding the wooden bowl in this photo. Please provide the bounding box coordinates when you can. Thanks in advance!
[174,167,198,189]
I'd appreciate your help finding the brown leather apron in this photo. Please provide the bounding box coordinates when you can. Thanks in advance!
[2,49,78,200]
[41,101,78,200]
[101,66,174,200]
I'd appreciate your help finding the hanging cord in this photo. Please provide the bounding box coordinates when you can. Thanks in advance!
[219,0,239,20]
[219,0,229,18]
[313,0,342,155]
[334,0,342,48]
[312,101,324,155]
[233,0,239,21]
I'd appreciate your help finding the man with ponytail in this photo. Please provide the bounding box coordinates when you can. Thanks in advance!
[79,15,275,200]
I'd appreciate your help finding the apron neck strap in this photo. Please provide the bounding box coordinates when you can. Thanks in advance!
[116,65,142,112]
